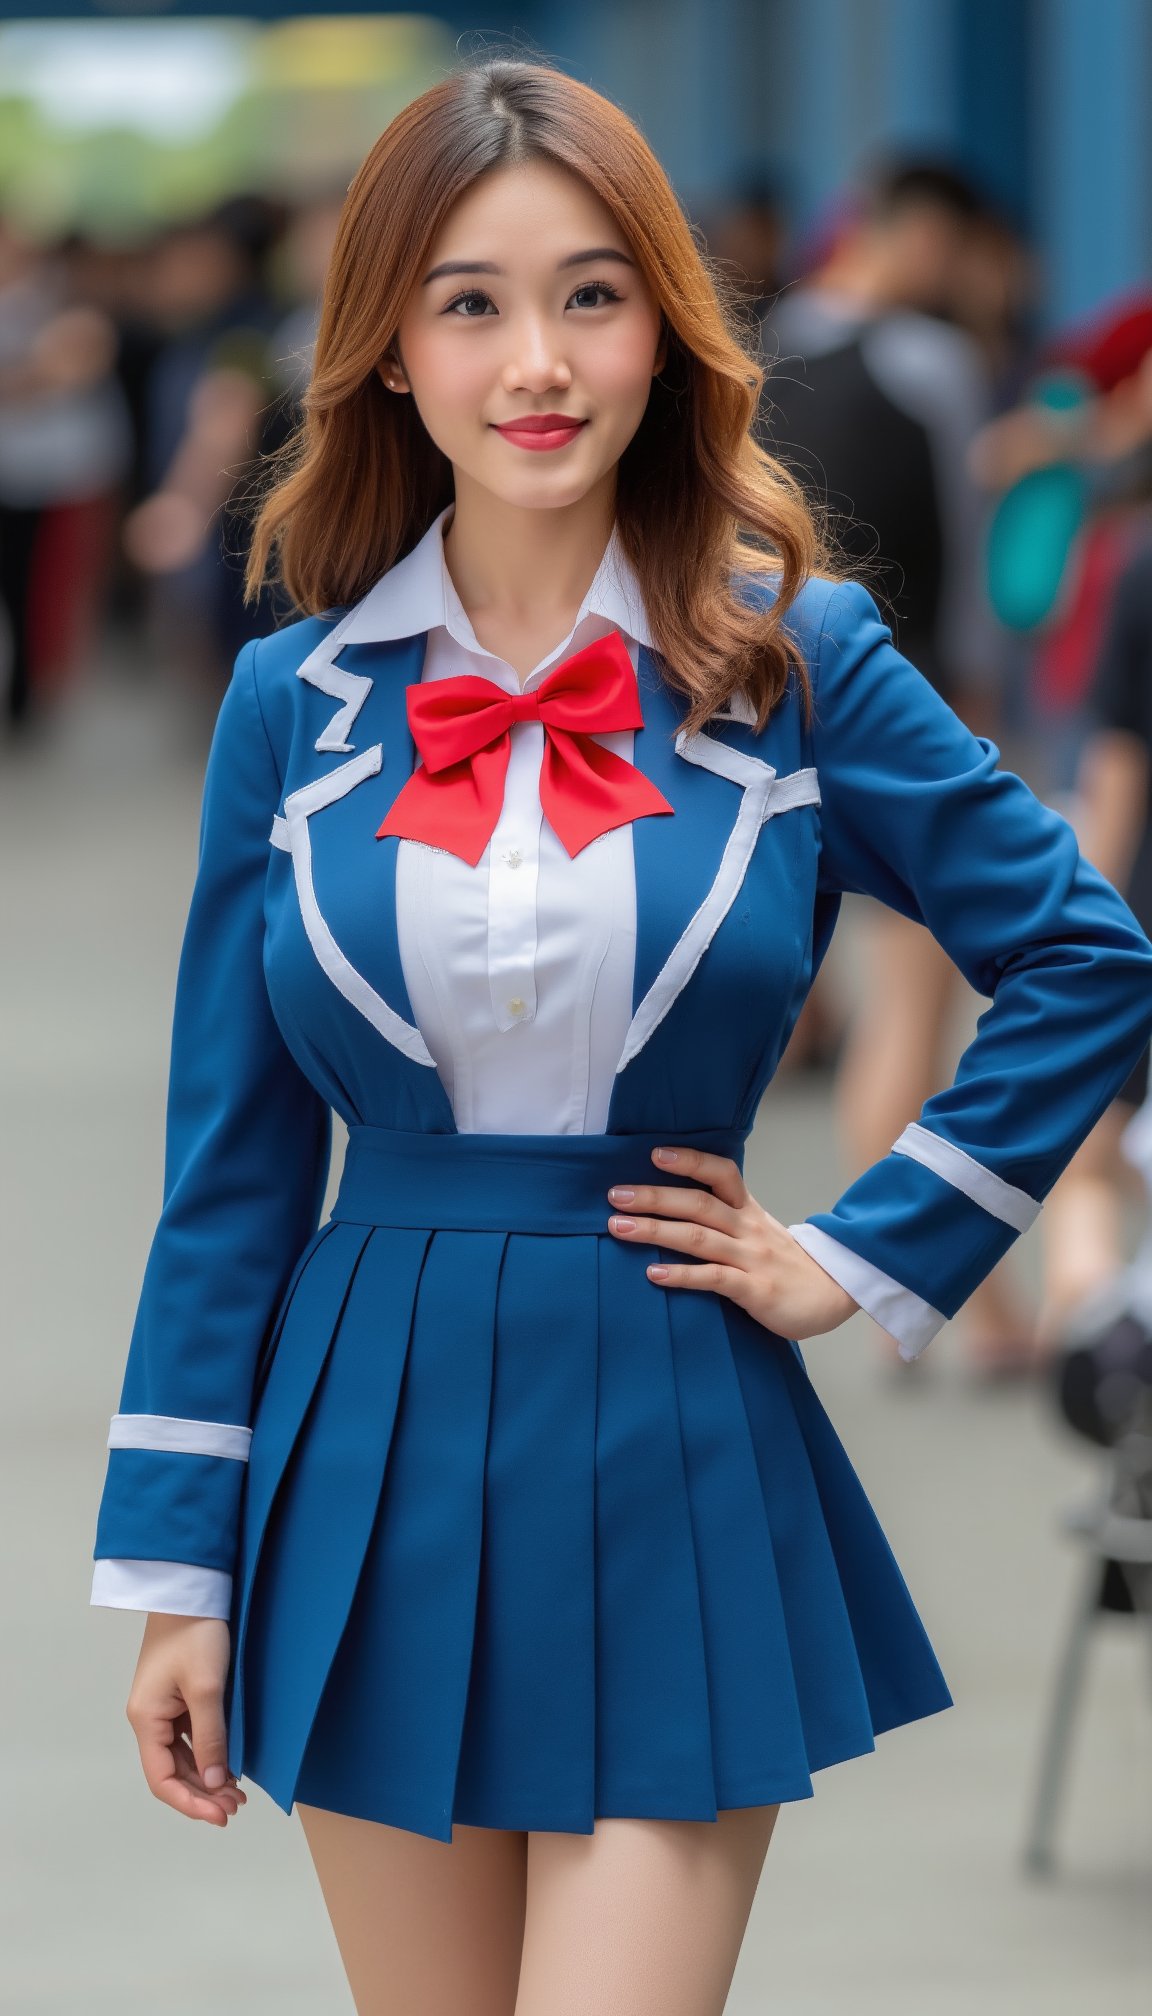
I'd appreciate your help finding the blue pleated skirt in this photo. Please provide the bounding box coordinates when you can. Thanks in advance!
[223,1125,953,1839]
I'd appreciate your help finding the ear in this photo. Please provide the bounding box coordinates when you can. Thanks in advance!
[377,353,410,394]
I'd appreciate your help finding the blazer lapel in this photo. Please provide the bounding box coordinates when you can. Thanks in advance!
[281,632,459,1112]
[615,645,818,1079]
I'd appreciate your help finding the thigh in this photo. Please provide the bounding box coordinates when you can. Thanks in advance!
[296,1803,528,2016]
[515,1804,781,2016]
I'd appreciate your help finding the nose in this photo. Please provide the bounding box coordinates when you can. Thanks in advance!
[502,314,572,393]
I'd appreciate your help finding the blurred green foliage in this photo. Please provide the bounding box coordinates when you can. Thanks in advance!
[0,14,456,238]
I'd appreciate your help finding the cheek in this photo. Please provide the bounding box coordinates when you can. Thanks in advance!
[402,330,491,436]
[578,319,660,410]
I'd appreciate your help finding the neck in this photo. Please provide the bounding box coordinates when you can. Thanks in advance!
[441,473,617,629]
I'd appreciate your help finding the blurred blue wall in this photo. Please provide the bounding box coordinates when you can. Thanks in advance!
[453,0,1152,330]
[11,0,1152,330]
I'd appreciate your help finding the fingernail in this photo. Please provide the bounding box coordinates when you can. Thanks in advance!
[611,1216,636,1232]
[204,1765,226,1788]
[654,1147,678,1163]
[607,1186,635,1202]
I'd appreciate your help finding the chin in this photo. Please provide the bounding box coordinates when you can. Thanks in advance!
[480,470,600,513]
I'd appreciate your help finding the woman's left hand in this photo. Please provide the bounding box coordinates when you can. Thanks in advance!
[606,1144,859,1343]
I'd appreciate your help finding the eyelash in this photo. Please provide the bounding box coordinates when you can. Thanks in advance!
[441,280,623,318]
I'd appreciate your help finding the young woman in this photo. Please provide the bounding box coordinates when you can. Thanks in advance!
[90,56,1152,2016]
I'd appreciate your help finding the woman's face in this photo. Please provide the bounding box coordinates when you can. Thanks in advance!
[387,157,666,511]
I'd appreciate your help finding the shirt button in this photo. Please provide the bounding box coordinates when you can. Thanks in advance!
[503,847,523,868]
[507,996,525,1016]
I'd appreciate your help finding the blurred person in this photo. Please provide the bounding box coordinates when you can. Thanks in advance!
[700,168,788,307]
[972,296,1152,794]
[0,216,132,732]
[121,195,291,700]
[761,155,1003,718]
[971,293,1152,500]
[702,172,849,1085]
[973,305,1152,1337]
[761,158,1034,1375]
[210,193,347,666]
[946,205,1039,405]
[86,55,1152,2015]
[81,233,195,630]
[1038,511,1152,1339]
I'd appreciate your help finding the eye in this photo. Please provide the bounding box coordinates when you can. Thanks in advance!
[440,280,624,318]
[443,289,496,318]
[569,281,623,308]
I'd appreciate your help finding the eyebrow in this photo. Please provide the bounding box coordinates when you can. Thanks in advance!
[422,246,637,285]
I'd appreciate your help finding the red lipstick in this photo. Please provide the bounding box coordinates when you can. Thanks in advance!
[492,413,588,452]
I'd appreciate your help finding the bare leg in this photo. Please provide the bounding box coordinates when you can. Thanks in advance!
[296,1802,528,2016]
[514,1804,781,2016]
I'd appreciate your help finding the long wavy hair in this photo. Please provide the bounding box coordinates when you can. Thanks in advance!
[241,55,852,737]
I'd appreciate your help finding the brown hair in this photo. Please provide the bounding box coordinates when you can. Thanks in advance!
[241,55,852,737]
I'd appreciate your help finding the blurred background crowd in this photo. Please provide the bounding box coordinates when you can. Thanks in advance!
[7,2,1152,1375]
[4,5,1151,2002]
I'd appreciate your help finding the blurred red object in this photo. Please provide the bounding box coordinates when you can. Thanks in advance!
[1032,513,1145,713]
[26,490,120,698]
[1043,289,1152,394]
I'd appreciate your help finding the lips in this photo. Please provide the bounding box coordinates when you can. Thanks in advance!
[492,414,588,452]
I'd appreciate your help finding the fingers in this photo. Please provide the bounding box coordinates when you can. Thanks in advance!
[604,1149,754,1304]
[649,1145,748,1207]
[171,1723,246,1815]
[127,1672,246,1826]
[647,1254,750,1302]
[607,1206,743,1267]
[186,1683,234,1801]
[131,1704,238,1825]
[606,1174,745,1237]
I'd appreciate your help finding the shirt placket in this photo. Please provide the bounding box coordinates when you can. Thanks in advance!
[487,709,544,1030]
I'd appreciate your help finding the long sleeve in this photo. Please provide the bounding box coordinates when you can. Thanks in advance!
[786,578,1152,1359]
[91,637,332,1613]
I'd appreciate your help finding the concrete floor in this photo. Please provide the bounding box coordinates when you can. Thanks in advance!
[3,638,1150,2013]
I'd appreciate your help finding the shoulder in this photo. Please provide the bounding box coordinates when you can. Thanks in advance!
[236,606,352,769]
[247,606,349,691]
[737,568,885,677]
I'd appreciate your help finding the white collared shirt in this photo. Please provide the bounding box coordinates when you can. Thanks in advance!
[385,503,648,1133]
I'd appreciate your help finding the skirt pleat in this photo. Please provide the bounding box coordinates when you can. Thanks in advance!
[227,1206,953,1838]
[226,1219,375,1767]
[590,1235,719,1820]
[231,1225,435,1805]
[290,1230,507,1836]
[773,1343,955,1739]
[726,1314,953,1765]
[662,1287,817,1805]
[451,1233,599,1831]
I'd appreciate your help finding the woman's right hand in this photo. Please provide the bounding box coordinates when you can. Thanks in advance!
[125,1613,248,1826]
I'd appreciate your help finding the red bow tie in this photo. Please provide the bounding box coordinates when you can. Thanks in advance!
[375,628,674,867]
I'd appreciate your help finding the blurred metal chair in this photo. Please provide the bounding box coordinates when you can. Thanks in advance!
[1023,1378,1152,1873]
[1024,1093,1152,1874]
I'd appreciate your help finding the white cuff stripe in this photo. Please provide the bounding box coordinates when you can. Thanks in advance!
[892,1122,1041,1233]
[786,1222,946,1361]
[90,1557,233,1620]
[107,1413,251,1460]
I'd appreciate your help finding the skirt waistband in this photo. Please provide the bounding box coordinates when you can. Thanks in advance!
[330,1126,751,1233]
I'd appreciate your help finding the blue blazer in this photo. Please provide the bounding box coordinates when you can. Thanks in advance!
[92,573,1152,1582]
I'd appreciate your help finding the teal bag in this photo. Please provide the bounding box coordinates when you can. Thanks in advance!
[985,368,1093,632]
